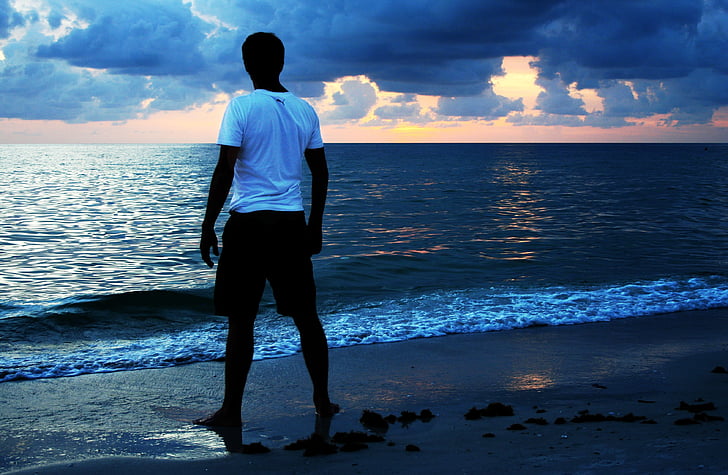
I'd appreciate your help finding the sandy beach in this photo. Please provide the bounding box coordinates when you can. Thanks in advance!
[2,309,727,474]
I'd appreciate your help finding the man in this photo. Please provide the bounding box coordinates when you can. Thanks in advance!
[197,32,337,427]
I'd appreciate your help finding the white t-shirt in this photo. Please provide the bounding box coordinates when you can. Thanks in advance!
[217,89,324,213]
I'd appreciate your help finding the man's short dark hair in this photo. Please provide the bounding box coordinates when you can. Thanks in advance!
[242,32,285,75]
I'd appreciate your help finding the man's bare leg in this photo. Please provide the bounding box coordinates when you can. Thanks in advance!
[195,315,255,427]
[292,313,339,417]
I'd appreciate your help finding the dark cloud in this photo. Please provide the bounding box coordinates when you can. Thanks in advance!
[369,59,504,97]
[47,10,63,29]
[535,0,704,83]
[0,55,151,121]
[534,77,586,115]
[597,81,660,119]
[188,0,559,97]
[0,0,23,38]
[436,90,524,120]
[624,69,728,125]
[529,0,728,124]
[0,0,726,127]
[1,39,214,122]
[36,0,208,75]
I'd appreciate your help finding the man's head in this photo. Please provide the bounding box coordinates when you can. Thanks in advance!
[242,32,285,77]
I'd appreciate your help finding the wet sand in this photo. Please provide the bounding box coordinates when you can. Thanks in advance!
[2,309,727,474]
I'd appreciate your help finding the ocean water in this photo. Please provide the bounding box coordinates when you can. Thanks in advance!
[1,143,727,383]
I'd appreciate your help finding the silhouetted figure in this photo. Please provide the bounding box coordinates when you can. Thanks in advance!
[197,32,337,427]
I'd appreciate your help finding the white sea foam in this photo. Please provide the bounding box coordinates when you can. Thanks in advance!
[2,278,726,383]
[320,276,728,350]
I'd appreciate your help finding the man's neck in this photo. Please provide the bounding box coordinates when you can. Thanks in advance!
[251,76,287,93]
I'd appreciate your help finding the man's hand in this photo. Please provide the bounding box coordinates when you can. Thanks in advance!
[199,145,237,268]
[304,147,328,256]
[200,226,219,268]
[307,224,323,256]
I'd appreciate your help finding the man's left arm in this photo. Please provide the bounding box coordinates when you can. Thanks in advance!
[200,145,240,267]
[304,147,328,255]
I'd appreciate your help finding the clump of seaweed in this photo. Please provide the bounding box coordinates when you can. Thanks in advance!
[284,434,338,456]
[360,410,389,432]
[464,402,514,420]
[570,411,647,423]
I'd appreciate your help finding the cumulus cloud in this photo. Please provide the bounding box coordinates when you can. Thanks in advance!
[437,89,524,120]
[320,78,377,121]
[374,102,422,121]
[534,76,586,115]
[507,111,630,128]
[0,0,726,128]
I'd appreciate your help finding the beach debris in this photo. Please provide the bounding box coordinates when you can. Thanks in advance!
[464,402,514,420]
[592,383,608,389]
[284,434,338,456]
[482,432,496,438]
[284,439,309,450]
[419,409,435,422]
[571,412,607,423]
[507,423,527,431]
[465,407,482,420]
[638,399,656,404]
[360,410,389,432]
[674,407,725,425]
[385,409,436,426]
[484,402,515,416]
[675,410,725,426]
[677,401,717,413]
[398,410,418,426]
[280,419,425,456]
[240,442,271,454]
[616,413,648,423]
[692,412,724,422]
[524,417,549,426]
[711,366,727,374]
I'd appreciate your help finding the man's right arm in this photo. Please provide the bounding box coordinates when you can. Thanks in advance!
[304,147,328,255]
[200,145,239,268]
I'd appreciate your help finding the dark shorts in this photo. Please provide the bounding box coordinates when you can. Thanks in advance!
[214,210,316,318]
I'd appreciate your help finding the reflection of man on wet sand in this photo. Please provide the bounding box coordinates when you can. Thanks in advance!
[197,32,337,426]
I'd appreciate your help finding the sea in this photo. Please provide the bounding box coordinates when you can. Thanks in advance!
[1,143,727,383]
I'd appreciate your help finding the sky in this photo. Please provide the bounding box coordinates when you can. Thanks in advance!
[1,0,727,143]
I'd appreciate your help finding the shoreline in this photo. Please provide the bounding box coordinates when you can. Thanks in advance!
[2,309,727,474]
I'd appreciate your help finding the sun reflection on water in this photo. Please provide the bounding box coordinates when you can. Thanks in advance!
[506,371,557,391]
[477,160,552,262]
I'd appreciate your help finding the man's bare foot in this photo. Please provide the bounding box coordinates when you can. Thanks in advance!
[315,401,340,418]
[194,409,242,427]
